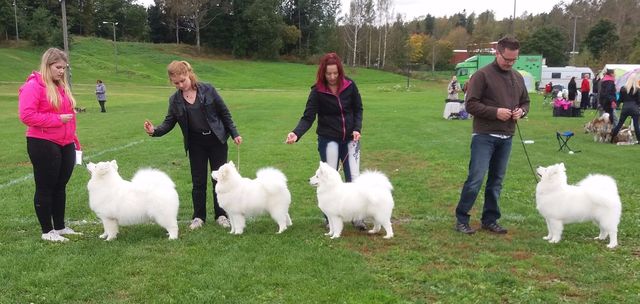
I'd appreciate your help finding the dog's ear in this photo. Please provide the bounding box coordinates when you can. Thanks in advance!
[228,160,235,167]
[110,160,118,171]
[87,162,95,173]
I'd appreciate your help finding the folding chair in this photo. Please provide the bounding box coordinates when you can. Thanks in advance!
[556,131,580,152]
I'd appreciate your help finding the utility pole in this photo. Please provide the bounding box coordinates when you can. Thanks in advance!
[570,15,579,65]
[60,0,71,87]
[103,21,119,73]
[13,0,19,41]
[61,0,69,54]
[511,0,516,34]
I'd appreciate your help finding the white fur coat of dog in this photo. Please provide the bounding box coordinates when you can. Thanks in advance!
[310,162,394,239]
[535,163,621,248]
[86,160,179,240]
[212,161,292,234]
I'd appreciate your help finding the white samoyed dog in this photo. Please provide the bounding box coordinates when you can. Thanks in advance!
[309,162,394,239]
[211,161,292,234]
[86,160,179,240]
[535,163,622,248]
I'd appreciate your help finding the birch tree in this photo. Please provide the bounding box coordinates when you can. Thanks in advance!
[376,0,393,68]
[344,0,366,66]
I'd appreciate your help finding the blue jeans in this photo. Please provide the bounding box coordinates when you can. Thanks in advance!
[317,136,360,182]
[455,134,512,225]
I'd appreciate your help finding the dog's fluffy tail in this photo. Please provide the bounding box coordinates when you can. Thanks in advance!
[354,170,393,191]
[577,174,622,209]
[256,167,288,193]
[131,168,176,190]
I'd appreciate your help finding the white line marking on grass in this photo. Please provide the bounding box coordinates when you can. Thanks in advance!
[0,139,146,190]
[82,139,146,161]
[0,174,34,190]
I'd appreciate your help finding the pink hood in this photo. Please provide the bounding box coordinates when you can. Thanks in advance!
[602,74,615,82]
[316,78,352,95]
[18,72,81,149]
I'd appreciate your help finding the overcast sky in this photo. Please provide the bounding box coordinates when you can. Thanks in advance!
[135,0,564,20]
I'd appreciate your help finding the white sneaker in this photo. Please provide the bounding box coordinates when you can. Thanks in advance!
[189,218,204,230]
[216,216,231,228]
[41,230,69,242]
[54,227,82,235]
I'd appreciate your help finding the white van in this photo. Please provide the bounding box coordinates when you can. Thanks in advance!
[539,66,594,91]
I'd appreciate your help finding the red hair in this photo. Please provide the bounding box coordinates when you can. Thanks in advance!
[316,53,345,90]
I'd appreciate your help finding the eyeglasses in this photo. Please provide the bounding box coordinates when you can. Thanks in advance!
[498,52,518,64]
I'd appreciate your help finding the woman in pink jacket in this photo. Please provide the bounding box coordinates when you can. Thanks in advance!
[18,48,82,242]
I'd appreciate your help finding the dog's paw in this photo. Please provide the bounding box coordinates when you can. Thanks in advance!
[548,238,560,244]
[593,236,606,241]
[606,243,618,249]
[542,236,551,240]
[367,229,377,234]
[383,234,394,239]
[99,233,108,239]
[330,235,341,239]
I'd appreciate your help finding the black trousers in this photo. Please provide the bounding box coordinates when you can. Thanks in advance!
[98,100,106,112]
[27,137,76,233]
[188,132,228,222]
[580,92,590,109]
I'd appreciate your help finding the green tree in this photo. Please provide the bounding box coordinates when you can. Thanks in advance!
[28,7,57,46]
[629,34,640,63]
[423,14,435,35]
[521,26,568,66]
[232,0,283,59]
[280,0,340,57]
[281,24,301,55]
[583,19,618,60]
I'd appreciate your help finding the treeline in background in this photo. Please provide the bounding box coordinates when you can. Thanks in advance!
[0,0,638,72]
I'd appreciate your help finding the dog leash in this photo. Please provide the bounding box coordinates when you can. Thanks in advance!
[516,121,539,183]
[236,143,240,173]
[336,151,350,174]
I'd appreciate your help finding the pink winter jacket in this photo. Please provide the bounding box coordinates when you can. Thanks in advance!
[18,72,81,150]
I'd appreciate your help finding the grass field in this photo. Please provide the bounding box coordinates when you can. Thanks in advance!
[1,38,639,303]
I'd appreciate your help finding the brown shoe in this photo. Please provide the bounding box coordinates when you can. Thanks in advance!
[455,222,476,234]
[481,222,508,234]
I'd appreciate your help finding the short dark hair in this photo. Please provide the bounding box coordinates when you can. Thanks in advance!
[496,36,520,53]
[606,69,614,75]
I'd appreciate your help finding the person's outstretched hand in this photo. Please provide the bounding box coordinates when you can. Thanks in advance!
[285,132,297,144]
[233,136,243,145]
[143,119,155,136]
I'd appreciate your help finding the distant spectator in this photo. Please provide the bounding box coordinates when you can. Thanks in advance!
[553,92,572,110]
[567,77,577,102]
[580,74,591,109]
[599,69,617,124]
[95,80,107,112]
[591,74,601,109]
[447,76,462,101]
[543,82,553,102]
[610,72,640,143]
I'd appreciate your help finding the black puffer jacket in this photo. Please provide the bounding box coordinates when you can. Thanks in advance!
[152,82,240,152]
[292,78,363,142]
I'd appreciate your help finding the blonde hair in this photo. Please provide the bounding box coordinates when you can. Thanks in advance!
[167,60,198,90]
[624,72,640,93]
[39,48,76,109]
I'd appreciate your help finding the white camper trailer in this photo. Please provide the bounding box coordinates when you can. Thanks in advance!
[539,66,594,91]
